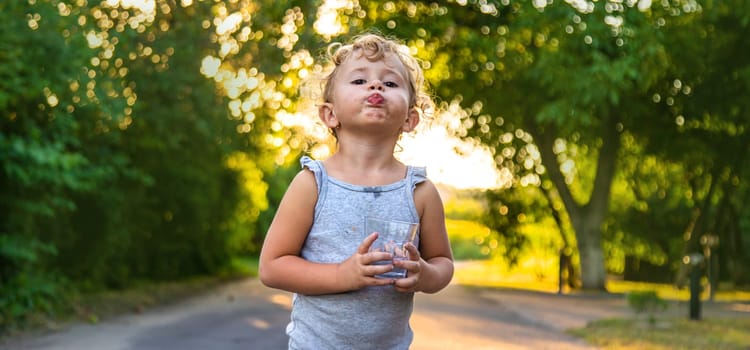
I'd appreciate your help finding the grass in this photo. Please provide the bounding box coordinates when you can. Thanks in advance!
[569,318,750,350]
[607,279,750,303]
[453,259,750,350]
[454,259,561,293]
[456,260,750,301]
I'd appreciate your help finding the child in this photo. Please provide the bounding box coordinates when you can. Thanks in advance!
[259,32,454,349]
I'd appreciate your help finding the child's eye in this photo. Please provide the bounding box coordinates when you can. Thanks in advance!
[384,81,399,88]
[351,79,366,85]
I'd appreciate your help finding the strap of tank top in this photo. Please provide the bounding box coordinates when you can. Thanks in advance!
[408,165,427,191]
[300,156,327,220]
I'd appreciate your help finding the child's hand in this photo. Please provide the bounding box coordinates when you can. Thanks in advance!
[336,232,398,291]
[393,242,422,293]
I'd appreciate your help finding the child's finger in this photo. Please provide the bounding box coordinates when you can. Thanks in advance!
[366,276,396,287]
[366,263,394,277]
[404,242,420,261]
[394,258,420,274]
[357,232,379,254]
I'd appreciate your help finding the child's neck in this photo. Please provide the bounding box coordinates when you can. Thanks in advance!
[324,147,406,187]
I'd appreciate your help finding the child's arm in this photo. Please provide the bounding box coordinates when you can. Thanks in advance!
[258,169,396,295]
[394,180,454,294]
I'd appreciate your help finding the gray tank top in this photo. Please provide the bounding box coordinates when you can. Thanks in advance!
[286,156,426,350]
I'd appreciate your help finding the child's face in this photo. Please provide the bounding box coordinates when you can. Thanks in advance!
[324,50,416,135]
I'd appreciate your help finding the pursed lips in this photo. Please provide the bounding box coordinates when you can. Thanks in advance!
[366,93,385,105]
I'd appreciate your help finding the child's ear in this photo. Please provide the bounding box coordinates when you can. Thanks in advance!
[318,103,339,128]
[401,108,420,132]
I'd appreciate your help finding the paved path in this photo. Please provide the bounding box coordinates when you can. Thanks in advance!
[2,279,291,350]
[3,278,748,350]
[411,283,595,350]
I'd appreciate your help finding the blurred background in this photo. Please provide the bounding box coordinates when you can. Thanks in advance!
[2,0,749,332]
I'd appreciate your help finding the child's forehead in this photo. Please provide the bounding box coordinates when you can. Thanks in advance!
[339,50,409,76]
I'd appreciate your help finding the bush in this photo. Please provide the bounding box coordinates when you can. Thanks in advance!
[626,290,668,325]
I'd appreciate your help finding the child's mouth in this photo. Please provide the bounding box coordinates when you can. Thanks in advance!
[367,94,384,105]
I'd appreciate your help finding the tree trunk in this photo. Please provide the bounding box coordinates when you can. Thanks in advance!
[533,116,620,291]
[574,207,607,290]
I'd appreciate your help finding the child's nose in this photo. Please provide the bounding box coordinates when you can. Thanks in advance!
[368,80,384,91]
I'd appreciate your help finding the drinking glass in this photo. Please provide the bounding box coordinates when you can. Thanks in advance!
[364,217,419,279]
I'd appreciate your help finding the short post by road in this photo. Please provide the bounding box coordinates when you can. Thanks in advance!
[683,253,704,321]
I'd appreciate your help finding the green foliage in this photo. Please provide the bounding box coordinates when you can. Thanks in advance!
[0,269,64,330]
[626,290,668,316]
[0,235,63,330]
[441,186,487,221]
[254,158,301,254]
[0,0,114,328]
[342,0,750,289]
[0,0,282,328]
[446,219,494,260]
[481,187,536,266]
[225,153,269,256]
[604,135,695,277]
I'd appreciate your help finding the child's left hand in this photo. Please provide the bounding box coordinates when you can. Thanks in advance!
[392,243,423,293]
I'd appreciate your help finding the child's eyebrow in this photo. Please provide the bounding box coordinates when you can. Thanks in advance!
[345,66,406,80]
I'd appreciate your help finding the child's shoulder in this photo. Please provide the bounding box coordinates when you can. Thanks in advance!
[414,177,441,200]
[287,164,318,193]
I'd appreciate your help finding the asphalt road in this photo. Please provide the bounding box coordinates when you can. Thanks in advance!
[5,261,749,350]
[1,278,602,350]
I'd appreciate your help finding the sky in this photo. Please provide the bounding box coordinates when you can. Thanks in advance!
[397,126,505,190]
[277,104,507,191]
[277,102,507,191]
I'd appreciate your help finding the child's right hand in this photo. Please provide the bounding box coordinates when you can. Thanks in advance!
[336,232,397,291]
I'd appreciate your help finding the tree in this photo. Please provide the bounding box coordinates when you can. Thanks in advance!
[1,0,287,324]
[305,0,750,289]
[330,0,672,290]
[642,0,750,285]
[0,0,134,321]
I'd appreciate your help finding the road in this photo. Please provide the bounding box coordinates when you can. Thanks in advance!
[5,276,748,350]
[1,278,602,350]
